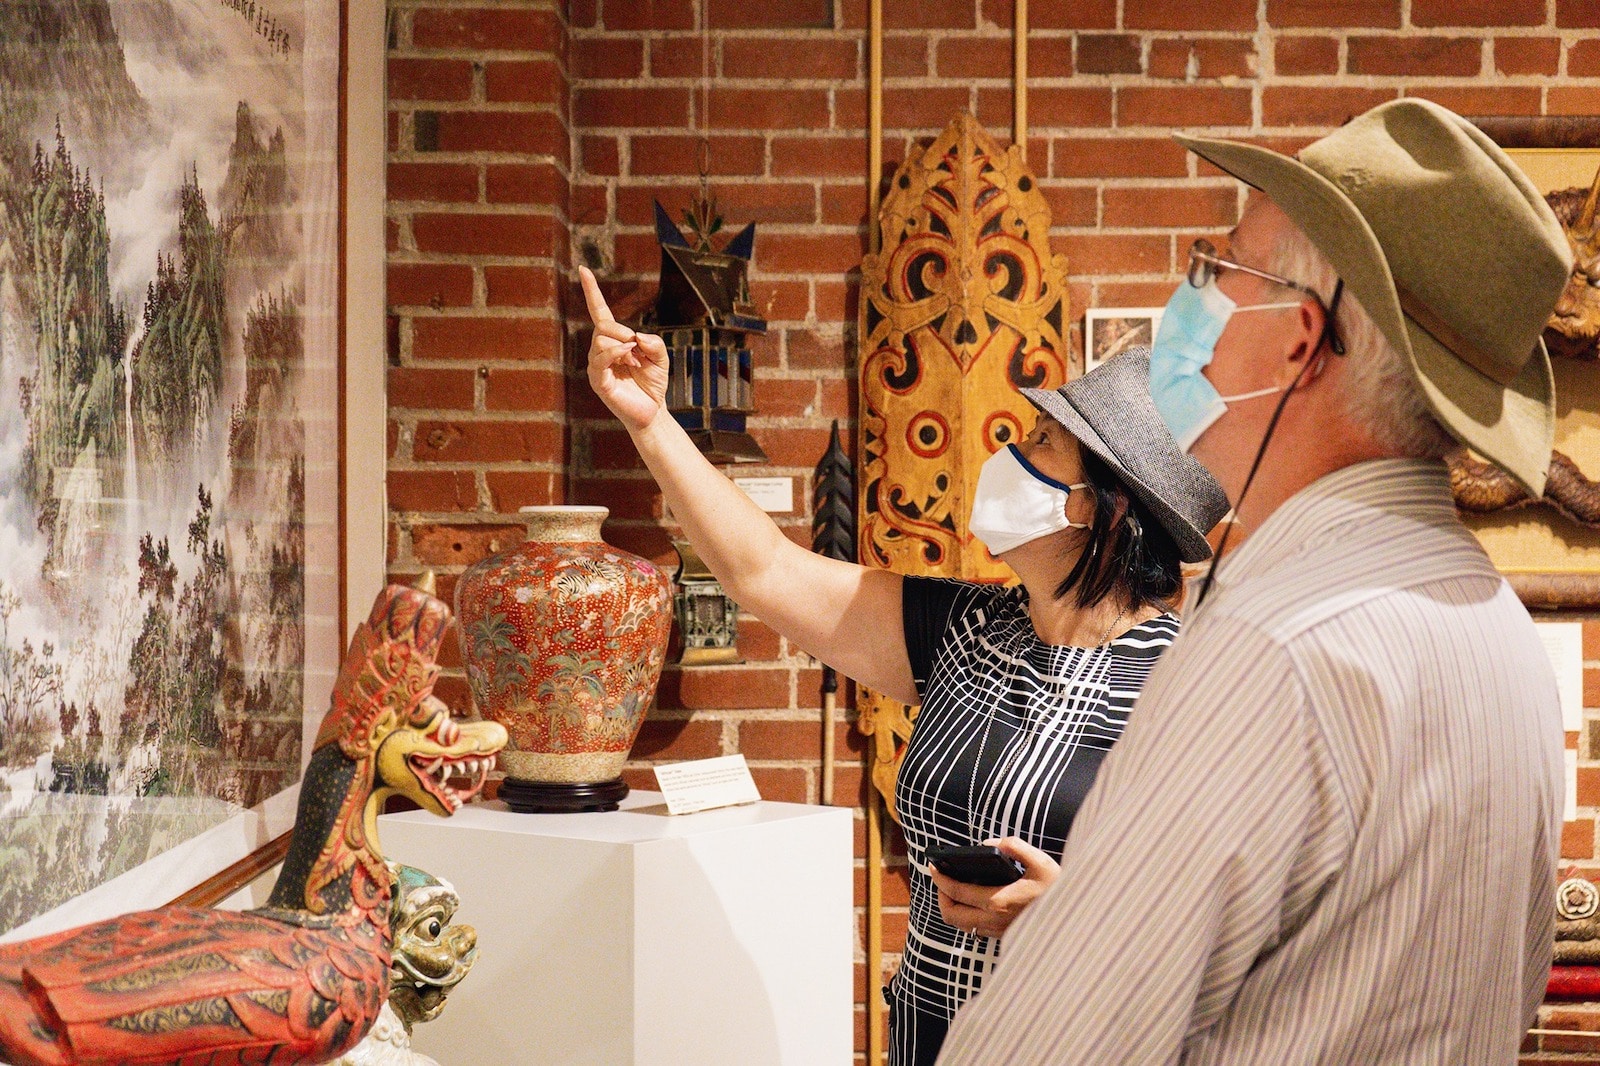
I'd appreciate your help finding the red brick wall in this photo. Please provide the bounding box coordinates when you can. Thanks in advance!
[386,0,571,713]
[385,1,1600,1059]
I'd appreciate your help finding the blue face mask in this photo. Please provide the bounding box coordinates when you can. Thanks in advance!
[1148,280,1301,451]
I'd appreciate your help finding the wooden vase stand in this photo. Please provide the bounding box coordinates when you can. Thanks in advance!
[499,777,630,814]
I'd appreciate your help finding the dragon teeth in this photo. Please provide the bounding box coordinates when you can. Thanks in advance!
[428,754,492,792]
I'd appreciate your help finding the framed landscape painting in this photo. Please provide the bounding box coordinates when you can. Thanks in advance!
[0,0,386,939]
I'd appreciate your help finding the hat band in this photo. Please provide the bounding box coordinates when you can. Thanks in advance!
[1395,284,1521,386]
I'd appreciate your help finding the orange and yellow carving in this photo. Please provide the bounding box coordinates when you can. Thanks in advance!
[856,112,1070,818]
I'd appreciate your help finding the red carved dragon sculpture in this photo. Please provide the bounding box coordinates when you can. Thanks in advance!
[0,580,507,1066]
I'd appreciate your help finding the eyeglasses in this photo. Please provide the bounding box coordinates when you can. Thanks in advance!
[1186,239,1346,355]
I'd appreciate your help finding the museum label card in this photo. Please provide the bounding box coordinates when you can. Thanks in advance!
[732,476,794,513]
[1536,621,1584,734]
[654,754,762,815]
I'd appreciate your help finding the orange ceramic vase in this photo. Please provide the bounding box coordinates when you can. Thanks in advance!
[454,506,672,812]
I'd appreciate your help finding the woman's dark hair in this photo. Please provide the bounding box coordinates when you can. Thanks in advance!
[1054,449,1184,611]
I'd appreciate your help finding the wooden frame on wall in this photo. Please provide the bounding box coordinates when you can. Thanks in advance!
[0,0,388,938]
[1463,116,1600,612]
[1083,307,1164,373]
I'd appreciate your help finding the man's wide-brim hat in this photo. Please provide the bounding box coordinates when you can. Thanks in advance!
[1023,349,1230,564]
[1174,98,1572,496]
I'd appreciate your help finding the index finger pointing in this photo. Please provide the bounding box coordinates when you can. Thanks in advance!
[579,265,616,325]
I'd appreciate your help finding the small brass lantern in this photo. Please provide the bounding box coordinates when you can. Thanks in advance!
[647,200,767,464]
[671,540,740,665]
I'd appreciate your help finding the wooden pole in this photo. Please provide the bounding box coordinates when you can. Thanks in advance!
[866,9,886,1063]
[821,689,837,801]
[867,775,885,1064]
[1015,0,1028,158]
[869,0,883,248]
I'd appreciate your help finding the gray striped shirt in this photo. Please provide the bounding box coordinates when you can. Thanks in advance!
[938,458,1564,1065]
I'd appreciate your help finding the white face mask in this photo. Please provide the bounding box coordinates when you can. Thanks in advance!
[969,444,1088,556]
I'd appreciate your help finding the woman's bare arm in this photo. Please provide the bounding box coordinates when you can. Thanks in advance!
[581,266,918,705]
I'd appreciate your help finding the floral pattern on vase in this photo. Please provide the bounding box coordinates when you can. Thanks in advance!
[454,507,672,793]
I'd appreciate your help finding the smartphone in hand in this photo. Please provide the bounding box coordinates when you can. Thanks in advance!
[925,844,1025,886]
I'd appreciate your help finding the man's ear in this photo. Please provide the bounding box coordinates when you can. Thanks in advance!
[1277,299,1330,384]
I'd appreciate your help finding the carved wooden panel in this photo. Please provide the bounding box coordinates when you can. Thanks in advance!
[855,112,1069,818]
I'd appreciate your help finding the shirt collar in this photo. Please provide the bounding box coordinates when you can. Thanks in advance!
[1211,457,1460,585]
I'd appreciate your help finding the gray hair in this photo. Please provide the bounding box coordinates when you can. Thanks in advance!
[1264,226,1456,460]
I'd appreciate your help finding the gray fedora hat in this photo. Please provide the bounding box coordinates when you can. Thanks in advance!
[1022,348,1230,563]
[1175,98,1572,496]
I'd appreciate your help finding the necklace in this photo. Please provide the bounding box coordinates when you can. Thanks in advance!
[1095,601,1130,646]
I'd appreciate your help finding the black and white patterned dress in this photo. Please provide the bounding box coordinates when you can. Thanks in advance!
[888,576,1180,1066]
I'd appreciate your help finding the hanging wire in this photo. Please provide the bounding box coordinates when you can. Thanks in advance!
[680,0,721,251]
[698,0,712,192]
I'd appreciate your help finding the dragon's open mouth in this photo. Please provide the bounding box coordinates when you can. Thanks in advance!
[409,752,493,810]
[394,948,475,992]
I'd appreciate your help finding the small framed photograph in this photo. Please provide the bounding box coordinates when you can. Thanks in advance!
[1085,308,1164,372]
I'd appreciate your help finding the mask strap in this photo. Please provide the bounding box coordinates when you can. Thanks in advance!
[1230,300,1304,314]
[1193,352,1320,610]
[1218,384,1282,404]
[1009,445,1087,496]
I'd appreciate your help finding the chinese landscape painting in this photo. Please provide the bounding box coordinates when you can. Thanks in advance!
[0,0,342,933]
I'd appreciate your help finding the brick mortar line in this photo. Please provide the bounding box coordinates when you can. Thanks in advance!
[393,418,569,428]
[390,51,569,61]
[387,254,569,265]
[389,357,566,366]
[388,513,563,524]
[390,416,574,427]
[389,101,567,112]
[601,216,862,227]
[566,24,1587,40]
[576,73,871,82]
[390,0,565,9]
[565,29,1582,41]
[393,474,568,485]
[388,154,573,167]
[567,71,1501,87]
[565,77,1599,96]
[390,210,575,224]
[579,457,825,470]
[388,302,567,312]
[390,278,567,291]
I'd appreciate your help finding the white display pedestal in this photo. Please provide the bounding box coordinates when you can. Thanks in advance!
[379,791,853,1065]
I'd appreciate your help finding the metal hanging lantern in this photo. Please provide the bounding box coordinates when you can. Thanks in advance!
[646,198,766,465]
[670,539,740,665]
